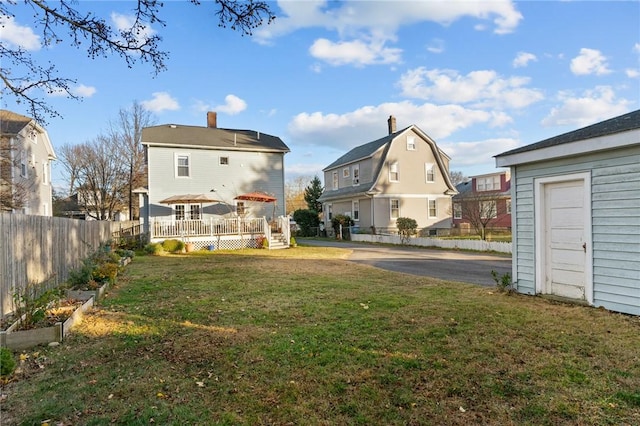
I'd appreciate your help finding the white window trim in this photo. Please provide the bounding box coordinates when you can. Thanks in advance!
[428,199,437,218]
[343,167,350,178]
[352,164,360,185]
[175,153,191,178]
[389,161,399,182]
[332,171,339,190]
[453,203,462,219]
[406,135,416,151]
[390,199,400,219]
[425,163,435,183]
[352,200,360,221]
[480,200,497,219]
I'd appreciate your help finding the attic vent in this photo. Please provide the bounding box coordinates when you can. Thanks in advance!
[170,125,177,128]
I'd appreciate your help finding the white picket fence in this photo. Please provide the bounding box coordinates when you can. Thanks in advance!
[351,234,512,254]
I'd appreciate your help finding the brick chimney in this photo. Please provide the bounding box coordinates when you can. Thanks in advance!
[387,115,396,134]
[207,111,217,128]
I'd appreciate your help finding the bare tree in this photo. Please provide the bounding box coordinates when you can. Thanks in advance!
[0,137,38,211]
[1,0,275,124]
[61,135,128,220]
[58,143,83,196]
[449,170,467,186]
[109,101,154,220]
[285,176,312,214]
[455,193,499,240]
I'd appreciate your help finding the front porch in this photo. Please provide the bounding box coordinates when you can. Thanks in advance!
[149,216,291,250]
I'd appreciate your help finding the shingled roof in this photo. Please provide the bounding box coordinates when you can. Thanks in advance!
[0,110,32,135]
[323,126,411,171]
[141,124,290,153]
[496,109,640,158]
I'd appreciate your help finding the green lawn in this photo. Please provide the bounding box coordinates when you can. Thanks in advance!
[2,247,638,425]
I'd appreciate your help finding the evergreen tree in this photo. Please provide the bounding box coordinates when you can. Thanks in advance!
[304,176,324,212]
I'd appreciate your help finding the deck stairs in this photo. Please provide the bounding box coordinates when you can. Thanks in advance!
[269,233,289,249]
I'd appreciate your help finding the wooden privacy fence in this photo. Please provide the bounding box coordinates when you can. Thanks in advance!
[0,213,112,318]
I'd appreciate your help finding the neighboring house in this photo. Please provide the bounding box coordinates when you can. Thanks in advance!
[0,110,56,216]
[138,112,291,249]
[495,109,639,316]
[57,191,129,221]
[452,171,511,237]
[318,116,457,235]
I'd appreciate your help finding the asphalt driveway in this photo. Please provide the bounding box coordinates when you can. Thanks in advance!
[299,238,512,287]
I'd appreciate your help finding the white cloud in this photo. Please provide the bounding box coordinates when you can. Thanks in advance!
[633,43,640,53]
[513,52,537,68]
[309,38,402,66]
[255,1,521,67]
[398,67,544,109]
[288,102,498,150]
[0,16,40,50]
[426,39,445,54]
[213,95,247,115]
[141,92,180,113]
[542,86,631,127]
[111,12,156,43]
[440,138,520,168]
[73,84,97,97]
[625,69,639,78]
[570,48,611,76]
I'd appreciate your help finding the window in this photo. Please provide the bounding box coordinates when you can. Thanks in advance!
[343,167,350,178]
[20,152,27,178]
[390,199,399,219]
[480,200,497,219]
[425,163,435,183]
[42,161,49,185]
[176,154,190,177]
[389,161,399,182]
[453,203,462,219]
[175,204,185,220]
[506,199,512,215]
[406,135,416,150]
[190,204,201,220]
[428,199,437,218]
[220,156,229,165]
[328,204,333,220]
[352,200,359,221]
[236,201,245,215]
[352,165,360,185]
[476,175,500,191]
[332,171,339,190]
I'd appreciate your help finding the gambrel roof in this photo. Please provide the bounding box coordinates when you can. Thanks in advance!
[319,123,456,202]
[142,124,290,153]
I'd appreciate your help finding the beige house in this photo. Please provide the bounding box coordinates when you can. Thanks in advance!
[319,116,457,235]
[0,110,56,215]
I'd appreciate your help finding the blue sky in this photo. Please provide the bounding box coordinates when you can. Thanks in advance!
[2,1,639,190]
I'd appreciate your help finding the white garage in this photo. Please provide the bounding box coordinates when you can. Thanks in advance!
[495,110,639,315]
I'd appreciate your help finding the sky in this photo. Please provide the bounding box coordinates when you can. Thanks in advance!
[2,0,639,191]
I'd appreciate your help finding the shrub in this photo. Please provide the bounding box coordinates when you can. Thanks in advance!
[162,239,185,253]
[396,217,418,244]
[0,348,16,377]
[292,209,320,237]
[92,262,120,284]
[144,243,164,255]
[491,270,513,293]
[256,235,268,249]
[290,236,297,247]
[331,214,354,240]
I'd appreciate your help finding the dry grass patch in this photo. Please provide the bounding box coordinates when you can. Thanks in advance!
[1,246,638,425]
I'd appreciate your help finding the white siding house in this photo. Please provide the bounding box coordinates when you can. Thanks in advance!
[139,112,291,249]
[495,110,639,315]
[0,110,56,216]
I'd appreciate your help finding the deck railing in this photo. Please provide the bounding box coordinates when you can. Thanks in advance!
[151,217,267,239]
